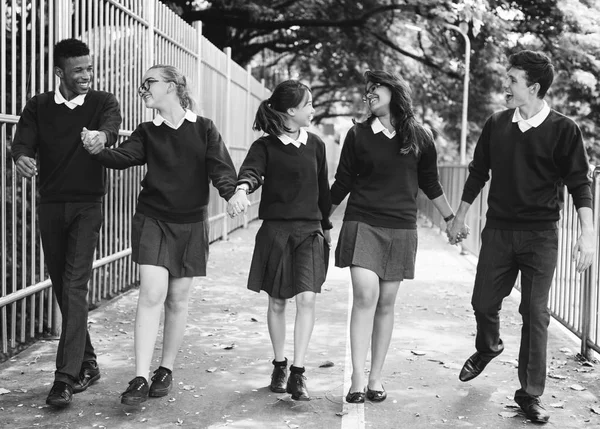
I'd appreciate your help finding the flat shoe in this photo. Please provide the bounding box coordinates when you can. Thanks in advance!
[345,389,366,404]
[366,386,387,402]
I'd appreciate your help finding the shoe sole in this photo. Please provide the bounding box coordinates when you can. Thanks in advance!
[73,373,101,394]
[149,386,171,397]
[121,396,148,406]
[269,386,286,393]
[286,389,310,401]
[46,399,71,408]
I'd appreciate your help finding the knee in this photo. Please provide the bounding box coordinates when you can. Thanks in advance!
[353,290,378,309]
[139,289,167,308]
[164,294,189,313]
[269,298,286,315]
[375,297,395,315]
[296,293,316,311]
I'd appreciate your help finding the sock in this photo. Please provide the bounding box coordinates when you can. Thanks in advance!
[272,358,288,367]
[290,365,305,374]
[158,366,172,375]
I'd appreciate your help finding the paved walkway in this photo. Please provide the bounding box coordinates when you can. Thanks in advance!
[1,207,600,429]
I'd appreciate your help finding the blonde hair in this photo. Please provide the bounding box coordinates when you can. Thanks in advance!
[149,65,197,112]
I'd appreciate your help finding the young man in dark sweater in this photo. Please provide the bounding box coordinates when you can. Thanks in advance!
[448,50,595,423]
[11,39,122,408]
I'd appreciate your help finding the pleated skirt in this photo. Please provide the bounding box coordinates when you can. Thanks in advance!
[247,220,329,299]
[131,211,209,278]
[335,220,418,281]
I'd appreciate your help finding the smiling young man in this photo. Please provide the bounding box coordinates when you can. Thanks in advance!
[447,50,595,423]
[11,38,121,408]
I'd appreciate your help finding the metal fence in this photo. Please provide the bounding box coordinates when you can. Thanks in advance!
[0,0,269,358]
[418,165,600,359]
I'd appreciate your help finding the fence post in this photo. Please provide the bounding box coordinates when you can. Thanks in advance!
[194,21,203,114]
[581,169,600,360]
[49,0,73,337]
[145,0,155,122]
[243,64,252,229]
[221,47,232,240]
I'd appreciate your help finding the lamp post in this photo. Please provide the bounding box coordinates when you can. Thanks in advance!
[442,24,471,165]
[405,23,471,165]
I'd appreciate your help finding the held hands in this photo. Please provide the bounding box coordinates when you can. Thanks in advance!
[227,188,250,218]
[15,155,37,178]
[81,127,107,155]
[446,217,471,245]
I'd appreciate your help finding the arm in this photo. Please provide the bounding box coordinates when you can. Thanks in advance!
[228,139,267,218]
[330,128,357,205]
[91,126,146,170]
[11,97,39,178]
[461,118,492,204]
[316,139,333,235]
[205,120,237,201]
[82,93,123,154]
[573,207,595,273]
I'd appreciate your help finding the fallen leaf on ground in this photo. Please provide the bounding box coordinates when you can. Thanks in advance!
[549,402,564,408]
[222,344,236,350]
[336,411,347,417]
[0,388,10,395]
[499,411,518,418]
[570,384,586,391]
[206,367,217,373]
[319,361,334,368]
[591,407,600,415]
[548,373,567,380]
[411,350,426,356]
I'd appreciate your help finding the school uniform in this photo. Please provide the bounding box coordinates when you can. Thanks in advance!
[462,102,592,399]
[331,117,444,281]
[237,129,332,299]
[10,89,122,386]
[93,110,237,277]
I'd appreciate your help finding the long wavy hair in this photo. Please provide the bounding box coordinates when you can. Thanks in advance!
[253,80,310,136]
[364,70,433,156]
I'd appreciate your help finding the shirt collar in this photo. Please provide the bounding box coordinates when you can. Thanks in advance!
[153,109,197,129]
[277,128,308,148]
[371,117,396,139]
[512,101,550,131]
[54,90,87,110]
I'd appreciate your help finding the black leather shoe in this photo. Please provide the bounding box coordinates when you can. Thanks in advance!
[459,352,492,382]
[269,360,288,393]
[120,376,149,406]
[345,389,366,404]
[46,381,73,408]
[515,395,550,423]
[366,385,387,402]
[149,367,172,397]
[73,361,101,394]
[286,373,310,401]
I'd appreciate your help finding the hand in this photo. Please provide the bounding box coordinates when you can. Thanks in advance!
[324,229,331,248]
[15,155,37,178]
[81,127,107,155]
[447,217,470,245]
[227,189,250,218]
[572,229,595,273]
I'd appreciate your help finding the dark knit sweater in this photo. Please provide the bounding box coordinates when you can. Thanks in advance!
[93,117,237,223]
[10,90,122,203]
[462,109,592,230]
[237,133,332,230]
[331,122,444,229]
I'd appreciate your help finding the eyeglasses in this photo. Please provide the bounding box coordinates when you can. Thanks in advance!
[362,83,382,102]
[138,78,160,96]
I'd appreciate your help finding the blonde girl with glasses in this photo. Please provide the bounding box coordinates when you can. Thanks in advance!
[83,65,238,406]
[331,70,455,404]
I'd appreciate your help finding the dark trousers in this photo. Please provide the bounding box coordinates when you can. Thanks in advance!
[471,228,558,398]
[38,202,103,386]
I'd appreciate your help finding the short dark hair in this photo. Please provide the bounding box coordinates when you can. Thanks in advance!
[54,38,90,69]
[508,50,554,98]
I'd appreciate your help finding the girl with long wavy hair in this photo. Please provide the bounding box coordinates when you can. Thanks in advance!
[331,70,455,403]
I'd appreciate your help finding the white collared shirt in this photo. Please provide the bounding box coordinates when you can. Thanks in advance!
[512,101,551,133]
[54,89,86,110]
[371,117,396,139]
[153,109,197,129]
[277,128,308,148]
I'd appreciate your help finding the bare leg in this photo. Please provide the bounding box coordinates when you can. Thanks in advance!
[159,276,194,370]
[292,291,317,368]
[268,296,287,362]
[134,265,169,380]
[368,279,401,391]
[348,266,380,392]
